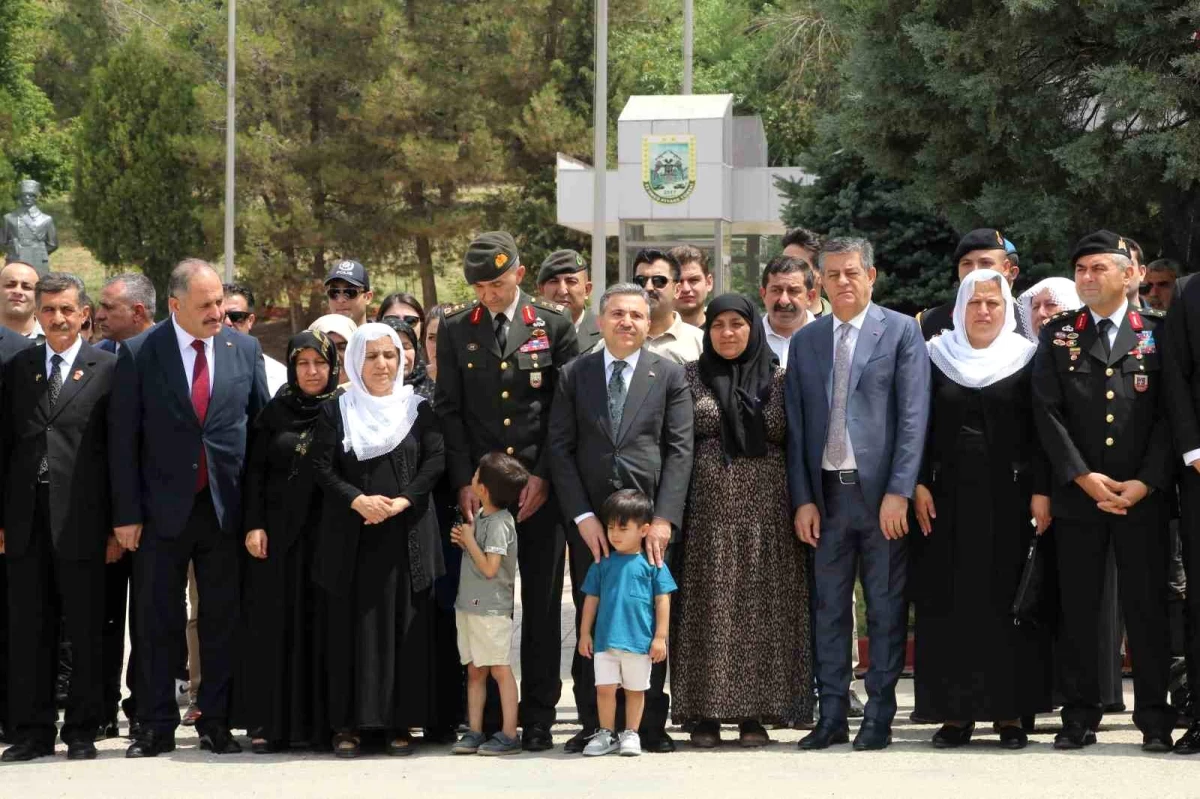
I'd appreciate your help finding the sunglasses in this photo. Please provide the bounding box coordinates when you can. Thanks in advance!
[225,310,251,324]
[82,318,92,332]
[633,274,670,289]
[384,314,422,327]
[326,287,361,300]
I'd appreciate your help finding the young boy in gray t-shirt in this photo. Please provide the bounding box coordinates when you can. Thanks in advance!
[449,452,528,756]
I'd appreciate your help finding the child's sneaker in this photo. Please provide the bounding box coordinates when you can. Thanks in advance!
[452,730,487,754]
[477,731,522,756]
[618,729,642,756]
[583,728,618,757]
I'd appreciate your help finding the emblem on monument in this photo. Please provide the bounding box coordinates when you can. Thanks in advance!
[641,134,696,204]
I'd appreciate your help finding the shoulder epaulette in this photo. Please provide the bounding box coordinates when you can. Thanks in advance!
[1044,309,1076,327]
[1141,307,1166,319]
[531,297,568,316]
[443,300,479,318]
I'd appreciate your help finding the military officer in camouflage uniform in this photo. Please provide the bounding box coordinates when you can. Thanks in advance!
[435,231,579,750]
[1033,229,1177,752]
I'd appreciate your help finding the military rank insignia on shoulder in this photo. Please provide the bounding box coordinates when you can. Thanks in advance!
[444,300,479,319]
[531,297,567,315]
[1043,309,1076,329]
[1140,307,1165,320]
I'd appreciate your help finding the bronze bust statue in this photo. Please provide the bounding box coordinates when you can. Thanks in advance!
[2,179,58,275]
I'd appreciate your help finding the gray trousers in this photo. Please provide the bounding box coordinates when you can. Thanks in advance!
[813,475,908,726]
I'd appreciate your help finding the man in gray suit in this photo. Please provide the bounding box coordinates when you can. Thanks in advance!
[784,237,930,752]
[548,282,694,753]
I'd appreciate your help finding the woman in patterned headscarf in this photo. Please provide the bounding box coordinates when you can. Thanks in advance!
[238,330,341,753]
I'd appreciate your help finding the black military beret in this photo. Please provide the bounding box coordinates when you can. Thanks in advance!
[1070,229,1133,264]
[951,228,1009,265]
[463,231,520,284]
[536,249,587,285]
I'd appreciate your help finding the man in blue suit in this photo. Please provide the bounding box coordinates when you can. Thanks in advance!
[784,237,930,751]
[109,259,269,757]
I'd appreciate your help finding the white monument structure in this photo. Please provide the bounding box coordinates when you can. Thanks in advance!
[556,93,813,294]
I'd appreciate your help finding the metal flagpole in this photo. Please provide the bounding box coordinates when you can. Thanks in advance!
[591,0,608,305]
[223,0,236,282]
[682,0,693,94]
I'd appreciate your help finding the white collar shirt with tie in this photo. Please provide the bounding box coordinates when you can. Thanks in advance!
[821,303,872,471]
[1089,299,1128,350]
[172,315,215,394]
[45,335,83,385]
[491,293,522,342]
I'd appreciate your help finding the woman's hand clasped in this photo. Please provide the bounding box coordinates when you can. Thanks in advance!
[914,485,936,536]
[245,529,269,559]
[352,494,396,525]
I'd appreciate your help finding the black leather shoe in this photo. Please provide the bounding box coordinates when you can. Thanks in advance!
[126,719,143,740]
[564,727,598,754]
[1,741,54,762]
[97,719,120,740]
[1102,702,1126,713]
[642,732,676,753]
[0,721,8,744]
[848,689,865,719]
[1143,733,1173,753]
[1174,723,1200,755]
[798,721,850,750]
[67,740,98,760]
[997,725,1028,750]
[931,722,974,749]
[198,725,243,755]
[125,731,176,758]
[853,719,892,751]
[909,710,939,725]
[521,723,553,752]
[1053,723,1096,750]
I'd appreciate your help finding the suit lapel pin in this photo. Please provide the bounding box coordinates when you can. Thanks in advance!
[648,370,655,377]
[225,340,233,347]
[72,369,83,381]
[34,373,42,382]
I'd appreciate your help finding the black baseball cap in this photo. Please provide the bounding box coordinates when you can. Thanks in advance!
[324,259,369,289]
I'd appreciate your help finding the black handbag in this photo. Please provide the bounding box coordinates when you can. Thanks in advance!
[1010,534,1044,627]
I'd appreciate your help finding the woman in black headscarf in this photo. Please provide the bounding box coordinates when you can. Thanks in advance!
[671,294,813,748]
[237,331,341,753]
[380,316,435,400]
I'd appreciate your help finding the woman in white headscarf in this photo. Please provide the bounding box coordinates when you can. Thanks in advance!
[910,270,1053,751]
[1016,277,1082,341]
[311,323,445,758]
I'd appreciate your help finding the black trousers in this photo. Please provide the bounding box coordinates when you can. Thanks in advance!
[1057,509,1175,736]
[1176,472,1200,709]
[0,552,7,733]
[6,486,105,745]
[567,526,672,735]
[515,499,567,728]
[101,553,138,721]
[134,489,239,735]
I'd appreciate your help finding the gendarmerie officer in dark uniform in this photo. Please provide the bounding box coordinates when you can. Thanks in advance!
[435,232,579,751]
[0,272,116,762]
[1033,230,1177,752]
[918,229,1018,341]
[537,249,601,353]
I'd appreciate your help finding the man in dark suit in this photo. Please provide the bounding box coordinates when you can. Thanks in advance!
[93,271,157,739]
[1037,230,1176,752]
[548,282,694,753]
[538,249,601,353]
[0,272,116,761]
[436,232,579,750]
[109,259,269,757]
[785,237,930,751]
[0,321,33,743]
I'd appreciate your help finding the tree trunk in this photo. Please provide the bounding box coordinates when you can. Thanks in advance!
[415,234,437,309]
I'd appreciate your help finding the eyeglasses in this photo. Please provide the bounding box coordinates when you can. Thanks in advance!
[384,314,421,327]
[633,274,670,289]
[81,319,92,332]
[225,311,251,324]
[326,287,361,300]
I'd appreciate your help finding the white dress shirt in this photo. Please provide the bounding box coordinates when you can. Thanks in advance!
[45,335,83,383]
[24,319,45,341]
[821,303,872,471]
[763,312,815,370]
[263,354,288,396]
[172,315,215,395]
[573,346,643,526]
[1090,300,1127,351]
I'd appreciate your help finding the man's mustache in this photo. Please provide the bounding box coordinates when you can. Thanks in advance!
[773,302,798,314]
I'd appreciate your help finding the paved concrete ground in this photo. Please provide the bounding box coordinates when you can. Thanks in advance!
[4,577,1196,796]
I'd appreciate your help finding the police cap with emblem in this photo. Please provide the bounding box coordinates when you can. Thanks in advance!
[536,249,587,286]
[464,231,520,285]
[952,228,1009,265]
[1070,229,1132,265]
[324,259,370,289]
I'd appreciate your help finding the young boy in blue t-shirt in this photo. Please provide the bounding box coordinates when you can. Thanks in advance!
[577,489,677,757]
